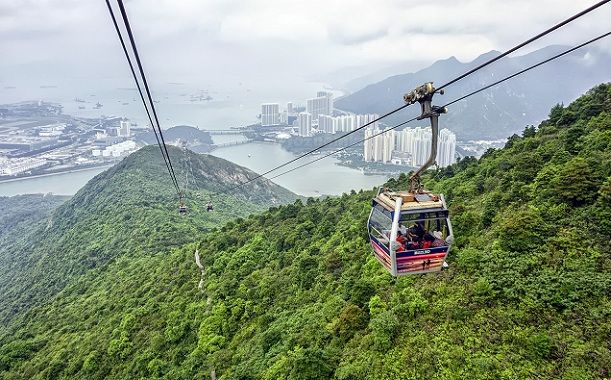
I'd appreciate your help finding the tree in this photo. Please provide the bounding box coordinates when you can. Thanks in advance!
[496,206,548,252]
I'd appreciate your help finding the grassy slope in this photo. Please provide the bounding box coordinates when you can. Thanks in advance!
[1,85,610,379]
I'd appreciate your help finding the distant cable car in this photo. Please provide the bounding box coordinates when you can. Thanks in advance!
[179,198,188,215]
[206,202,214,212]
[367,82,453,276]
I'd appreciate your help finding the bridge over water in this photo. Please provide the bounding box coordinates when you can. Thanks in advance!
[202,129,252,135]
[210,138,253,150]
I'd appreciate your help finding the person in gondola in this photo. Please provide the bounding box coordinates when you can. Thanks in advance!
[431,231,446,247]
[408,223,425,239]
[396,231,408,251]
[421,233,436,249]
[408,224,424,241]
[406,229,421,250]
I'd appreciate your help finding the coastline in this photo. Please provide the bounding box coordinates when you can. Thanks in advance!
[0,164,113,184]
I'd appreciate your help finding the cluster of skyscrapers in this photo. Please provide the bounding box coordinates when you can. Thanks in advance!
[317,114,379,135]
[364,126,456,167]
[261,92,379,138]
[260,92,456,168]
[261,91,335,128]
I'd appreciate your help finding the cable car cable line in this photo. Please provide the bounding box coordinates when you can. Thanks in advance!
[104,0,179,195]
[228,103,412,191]
[227,1,609,191]
[103,0,609,215]
[436,0,611,91]
[268,116,419,181]
[115,0,182,196]
[104,0,182,198]
[442,30,611,108]
[107,0,269,210]
[264,30,611,183]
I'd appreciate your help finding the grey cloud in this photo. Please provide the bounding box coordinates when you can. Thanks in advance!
[1,0,610,88]
[328,28,389,46]
[402,24,489,36]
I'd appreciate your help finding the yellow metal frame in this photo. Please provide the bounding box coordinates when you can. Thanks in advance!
[376,191,444,212]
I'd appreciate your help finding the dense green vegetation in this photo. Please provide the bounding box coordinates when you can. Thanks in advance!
[0,146,297,325]
[1,84,610,379]
[0,194,68,239]
[0,194,69,321]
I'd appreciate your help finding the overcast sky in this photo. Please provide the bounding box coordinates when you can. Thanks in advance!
[1,0,610,88]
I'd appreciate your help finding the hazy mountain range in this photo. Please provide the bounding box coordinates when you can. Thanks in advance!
[335,45,611,140]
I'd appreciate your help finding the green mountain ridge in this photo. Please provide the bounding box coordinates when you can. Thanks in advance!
[1,84,610,379]
[136,126,214,153]
[0,147,297,325]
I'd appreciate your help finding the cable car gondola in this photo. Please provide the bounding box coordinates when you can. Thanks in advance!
[367,82,454,276]
[179,194,188,215]
[179,202,188,215]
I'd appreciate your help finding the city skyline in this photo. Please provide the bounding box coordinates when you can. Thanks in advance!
[365,126,457,167]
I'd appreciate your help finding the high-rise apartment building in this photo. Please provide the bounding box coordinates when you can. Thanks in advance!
[298,112,312,137]
[306,92,333,120]
[364,126,394,163]
[118,120,131,137]
[437,128,457,167]
[318,115,336,134]
[261,103,280,126]
[319,114,379,133]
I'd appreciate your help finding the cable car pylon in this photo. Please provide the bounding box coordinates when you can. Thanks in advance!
[367,82,453,276]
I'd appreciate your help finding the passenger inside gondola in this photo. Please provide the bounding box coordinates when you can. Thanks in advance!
[431,231,447,247]
[421,233,434,249]
[395,224,448,251]
[395,230,408,251]
[407,225,424,248]
[408,223,425,239]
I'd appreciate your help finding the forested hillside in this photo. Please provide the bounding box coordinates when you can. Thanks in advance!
[0,194,68,239]
[1,84,610,379]
[0,146,297,325]
[0,194,69,326]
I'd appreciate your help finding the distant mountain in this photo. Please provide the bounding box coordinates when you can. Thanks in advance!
[344,60,431,92]
[335,45,611,139]
[0,146,297,324]
[314,59,426,92]
[136,125,214,152]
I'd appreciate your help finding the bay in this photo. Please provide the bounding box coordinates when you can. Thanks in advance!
[0,167,109,197]
[209,142,388,197]
[0,142,390,197]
